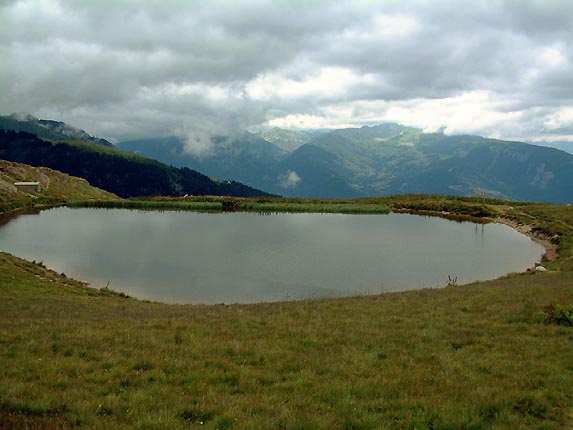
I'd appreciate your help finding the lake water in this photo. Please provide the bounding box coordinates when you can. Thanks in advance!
[0,208,544,304]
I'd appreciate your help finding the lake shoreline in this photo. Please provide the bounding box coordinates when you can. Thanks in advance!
[0,197,567,304]
[391,207,558,263]
[2,208,545,303]
[492,217,558,261]
[4,195,564,269]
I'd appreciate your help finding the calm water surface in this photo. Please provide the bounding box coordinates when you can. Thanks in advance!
[0,208,544,304]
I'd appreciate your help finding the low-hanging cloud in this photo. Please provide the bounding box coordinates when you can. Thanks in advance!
[279,170,302,189]
[0,0,572,143]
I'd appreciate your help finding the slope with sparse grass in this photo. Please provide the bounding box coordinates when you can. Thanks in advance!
[0,159,117,214]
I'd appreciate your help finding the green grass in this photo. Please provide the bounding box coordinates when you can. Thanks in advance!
[68,197,391,214]
[67,199,223,212]
[236,200,390,214]
[1,195,572,429]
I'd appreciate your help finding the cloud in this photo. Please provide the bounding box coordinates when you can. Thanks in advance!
[279,170,302,189]
[0,0,572,143]
[246,67,378,101]
[543,108,573,135]
[178,125,219,158]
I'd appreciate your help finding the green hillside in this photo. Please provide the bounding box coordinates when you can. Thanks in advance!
[0,130,272,198]
[297,125,573,202]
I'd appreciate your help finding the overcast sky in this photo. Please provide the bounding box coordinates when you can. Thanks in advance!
[1,0,572,144]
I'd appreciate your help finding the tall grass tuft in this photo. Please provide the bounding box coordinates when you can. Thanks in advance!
[67,199,222,211]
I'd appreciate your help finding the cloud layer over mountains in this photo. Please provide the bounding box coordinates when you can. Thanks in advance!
[1,0,572,145]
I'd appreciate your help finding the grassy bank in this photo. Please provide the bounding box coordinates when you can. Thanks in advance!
[1,195,572,429]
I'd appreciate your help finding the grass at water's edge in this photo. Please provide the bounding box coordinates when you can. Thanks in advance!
[67,197,392,214]
[1,194,572,430]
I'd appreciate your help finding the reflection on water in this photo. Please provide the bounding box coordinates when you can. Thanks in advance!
[0,206,43,227]
[0,208,544,304]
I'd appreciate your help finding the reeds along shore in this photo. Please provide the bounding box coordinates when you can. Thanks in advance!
[67,198,392,214]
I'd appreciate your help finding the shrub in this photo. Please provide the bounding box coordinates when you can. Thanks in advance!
[538,304,573,326]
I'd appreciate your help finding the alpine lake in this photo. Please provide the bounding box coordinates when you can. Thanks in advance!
[0,207,545,304]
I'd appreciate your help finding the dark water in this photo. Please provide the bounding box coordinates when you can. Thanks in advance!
[0,208,544,304]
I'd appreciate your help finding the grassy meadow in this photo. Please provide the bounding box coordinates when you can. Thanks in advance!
[1,195,572,429]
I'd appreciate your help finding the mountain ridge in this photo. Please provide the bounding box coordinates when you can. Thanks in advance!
[0,113,114,147]
[528,140,573,154]
[2,113,571,203]
[254,127,318,152]
[118,124,573,203]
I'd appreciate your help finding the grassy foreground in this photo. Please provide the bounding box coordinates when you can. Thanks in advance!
[1,195,572,429]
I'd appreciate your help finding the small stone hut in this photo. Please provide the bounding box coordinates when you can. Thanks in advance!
[14,181,42,193]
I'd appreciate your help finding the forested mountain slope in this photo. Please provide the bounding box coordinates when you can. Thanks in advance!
[0,130,271,198]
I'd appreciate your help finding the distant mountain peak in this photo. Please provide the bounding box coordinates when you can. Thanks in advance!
[8,112,39,122]
[1,113,113,147]
[255,127,316,152]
